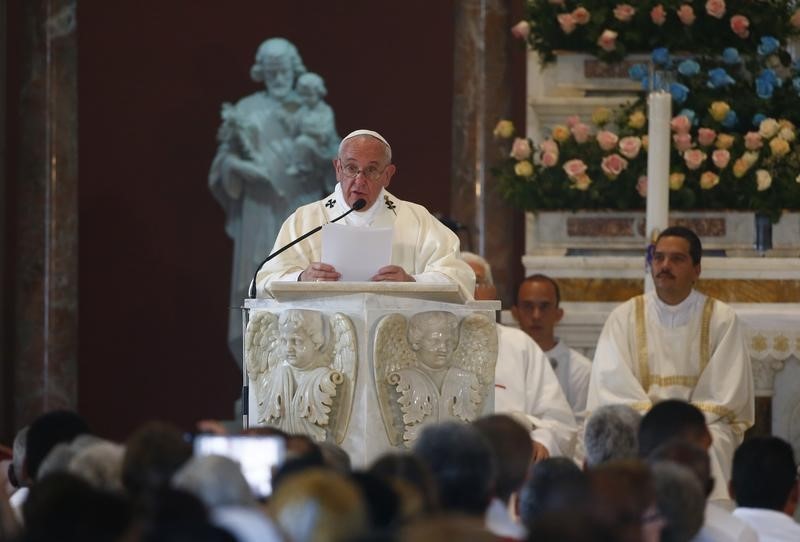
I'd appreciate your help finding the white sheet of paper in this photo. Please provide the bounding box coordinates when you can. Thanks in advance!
[321,223,393,281]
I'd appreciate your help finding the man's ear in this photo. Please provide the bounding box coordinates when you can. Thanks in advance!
[383,164,397,188]
[555,306,564,324]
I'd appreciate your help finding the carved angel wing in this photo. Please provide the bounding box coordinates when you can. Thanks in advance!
[445,313,498,419]
[374,314,434,446]
[243,311,281,425]
[329,313,358,444]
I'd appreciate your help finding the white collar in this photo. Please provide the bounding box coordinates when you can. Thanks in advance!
[650,289,701,327]
[332,183,387,227]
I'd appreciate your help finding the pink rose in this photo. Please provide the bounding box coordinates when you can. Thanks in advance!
[684,149,707,170]
[613,4,636,22]
[510,137,533,160]
[744,132,763,151]
[670,115,692,134]
[673,133,693,152]
[705,0,726,19]
[571,122,591,144]
[792,10,800,29]
[597,30,619,52]
[730,15,749,38]
[697,128,717,147]
[601,153,629,179]
[541,151,559,167]
[565,115,581,128]
[572,7,590,25]
[596,130,619,151]
[563,159,588,178]
[636,175,648,197]
[677,4,696,25]
[558,13,577,34]
[511,20,531,40]
[540,139,559,154]
[651,4,667,25]
[619,136,643,159]
[712,149,731,169]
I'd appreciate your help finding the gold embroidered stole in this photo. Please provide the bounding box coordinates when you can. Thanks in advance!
[633,295,715,392]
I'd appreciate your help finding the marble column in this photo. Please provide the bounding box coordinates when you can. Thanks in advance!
[451,0,525,307]
[4,0,79,437]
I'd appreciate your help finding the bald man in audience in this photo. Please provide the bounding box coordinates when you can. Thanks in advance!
[462,252,577,461]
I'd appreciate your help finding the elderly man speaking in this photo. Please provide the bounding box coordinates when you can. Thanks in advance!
[253,129,474,298]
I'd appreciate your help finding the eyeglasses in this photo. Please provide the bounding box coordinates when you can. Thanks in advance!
[339,163,388,182]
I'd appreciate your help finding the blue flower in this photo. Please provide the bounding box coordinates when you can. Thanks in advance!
[753,113,767,128]
[669,82,690,104]
[722,48,741,65]
[756,78,775,99]
[757,36,780,56]
[758,69,781,88]
[629,63,648,82]
[721,110,738,129]
[652,47,671,67]
[678,109,696,125]
[677,60,700,77]
[640,73,664,92]
[707,68,735,89]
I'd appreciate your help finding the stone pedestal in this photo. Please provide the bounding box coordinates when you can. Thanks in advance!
[244,284,500,467]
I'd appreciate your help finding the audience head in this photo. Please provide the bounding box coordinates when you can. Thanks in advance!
[472,414,532,503]
[731,435,799,514]
[67,439,125,492]
[318,441,352,474]
[650,461,705,542]
[652,226,702,305]
[349,471,401,532]
[412,421,494,516]
[122,421,192,500]
[638,400,710,458]
[512,274,564,351]
[25,409,90,481]
[460,252,497,301]
[588,459,665,542]
[172,455,256,509]
[519,457,590,528]
[584,404,642,467]
[10,425,29,488]
[368,451,439,519]
[268,468,368,542]
[648,439,713,498]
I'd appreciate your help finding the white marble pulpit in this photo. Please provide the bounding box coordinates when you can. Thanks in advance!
[243,282,500,467]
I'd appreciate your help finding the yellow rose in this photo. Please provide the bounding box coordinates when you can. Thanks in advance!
[742,151,760,166]
[756,169,772,191]
[572,173,592,191]
[551,124,570,143]
[732,158,749,178]
[769,137,790,157]
[709,102,730,122]
[669,172,685,191]
[514,160,534,177]
[641,135,649,150]
[715,134,735,149]
[627,110,646,129]
[591,107,613,126]
[700,171,720,190]
[493,119,515,139]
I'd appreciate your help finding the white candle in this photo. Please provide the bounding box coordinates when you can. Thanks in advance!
[645,90,672,292]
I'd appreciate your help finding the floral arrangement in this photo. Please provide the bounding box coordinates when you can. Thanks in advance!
[513,1,800,64]
[498,2,800,220]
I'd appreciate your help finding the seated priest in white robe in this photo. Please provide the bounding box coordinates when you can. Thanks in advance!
[254,129,475,298]
[587,226,754,504]
[463,252,578,461]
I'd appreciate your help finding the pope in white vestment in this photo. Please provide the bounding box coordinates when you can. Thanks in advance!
[495,325,578,458]
[588,227,754,503]
[254,129,474,299]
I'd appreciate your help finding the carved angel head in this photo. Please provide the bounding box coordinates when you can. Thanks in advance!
[278,309,330,371]
[407,311,459,372]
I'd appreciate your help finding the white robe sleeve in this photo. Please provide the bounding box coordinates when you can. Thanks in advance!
[494,326,578,457]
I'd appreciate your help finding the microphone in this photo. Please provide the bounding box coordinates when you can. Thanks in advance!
[248,198,367,298]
